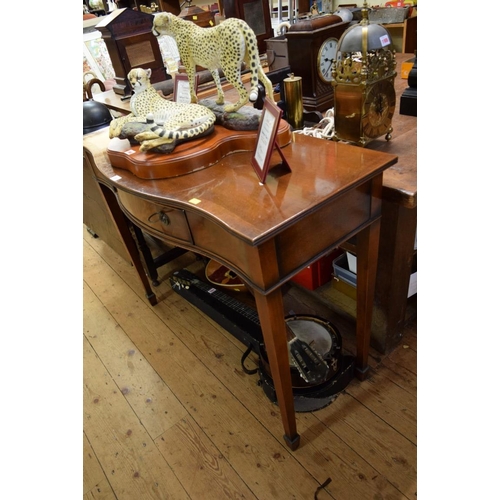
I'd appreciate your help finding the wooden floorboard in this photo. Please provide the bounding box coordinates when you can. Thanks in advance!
[83,226,417,499]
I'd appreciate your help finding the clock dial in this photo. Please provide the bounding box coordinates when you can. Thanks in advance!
[317,37,339,83]
[362,79,396,139]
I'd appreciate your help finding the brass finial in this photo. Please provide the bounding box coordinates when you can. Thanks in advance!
[361,1,369,25]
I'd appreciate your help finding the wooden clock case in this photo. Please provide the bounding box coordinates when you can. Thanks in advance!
[286,15,350,112]
[96,8,168,96]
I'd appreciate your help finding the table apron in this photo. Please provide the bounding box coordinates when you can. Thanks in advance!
[187,183,377,291]
[112,177,379,294]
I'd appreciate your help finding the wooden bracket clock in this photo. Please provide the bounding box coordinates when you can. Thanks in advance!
[332,3,397,146]
[286,15,350,113]
[96,8,168,96]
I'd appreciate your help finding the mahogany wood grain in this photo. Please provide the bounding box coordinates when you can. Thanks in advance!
[363,53,417,352]
[254,284,300,448]
[83,126,396,449]
[355,219,381,378]
[91,53,416,354]
[107,119,292,180]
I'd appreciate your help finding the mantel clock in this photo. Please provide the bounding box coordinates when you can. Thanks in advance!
[317,37,338,84]
[286,15,350,112]
[332,3,396,146]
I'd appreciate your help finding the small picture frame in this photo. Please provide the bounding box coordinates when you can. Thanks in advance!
[251,97,288,184]
[174,73,198,103]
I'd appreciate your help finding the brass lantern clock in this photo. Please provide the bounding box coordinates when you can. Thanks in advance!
[332,2,397,146]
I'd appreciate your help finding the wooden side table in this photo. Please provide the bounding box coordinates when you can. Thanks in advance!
[83,126,397,449]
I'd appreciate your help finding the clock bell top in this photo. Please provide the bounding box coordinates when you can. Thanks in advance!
[333,2,396,85]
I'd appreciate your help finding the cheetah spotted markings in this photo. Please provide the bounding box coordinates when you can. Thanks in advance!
[108,68,216,152]
[152,13,274,113]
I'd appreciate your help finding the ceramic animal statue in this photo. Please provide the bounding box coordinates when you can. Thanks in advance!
[121,112,215,153]
[108,68,216,151]
[152,12,274,113]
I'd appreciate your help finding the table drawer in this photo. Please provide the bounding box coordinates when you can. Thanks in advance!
[117,190,193,244]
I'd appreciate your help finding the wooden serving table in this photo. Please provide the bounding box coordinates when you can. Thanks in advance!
[93,53,416,355]
[83,125,397,450]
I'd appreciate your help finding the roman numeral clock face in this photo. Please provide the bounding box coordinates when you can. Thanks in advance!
[363,79,396,139]
[317,37,339,83]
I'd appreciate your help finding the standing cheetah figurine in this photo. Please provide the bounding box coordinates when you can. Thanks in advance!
[152,12,274,113]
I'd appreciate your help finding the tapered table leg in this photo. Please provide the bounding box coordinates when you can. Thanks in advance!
[99,184,157,306]
[354,218,381,380]
[254,289,300,450]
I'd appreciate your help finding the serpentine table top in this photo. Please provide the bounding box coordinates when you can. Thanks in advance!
[93,53,416,209]
[83,123,397,449]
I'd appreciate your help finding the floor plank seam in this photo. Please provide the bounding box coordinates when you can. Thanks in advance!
[83,227,417,500]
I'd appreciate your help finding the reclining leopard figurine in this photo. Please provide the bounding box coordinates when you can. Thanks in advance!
[109,68,216,152]
[152,12,274,113]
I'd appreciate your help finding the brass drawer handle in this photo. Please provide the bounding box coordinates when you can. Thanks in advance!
[148,211,171,226]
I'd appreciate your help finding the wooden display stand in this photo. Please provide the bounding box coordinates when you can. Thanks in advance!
[107,120,292,180]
